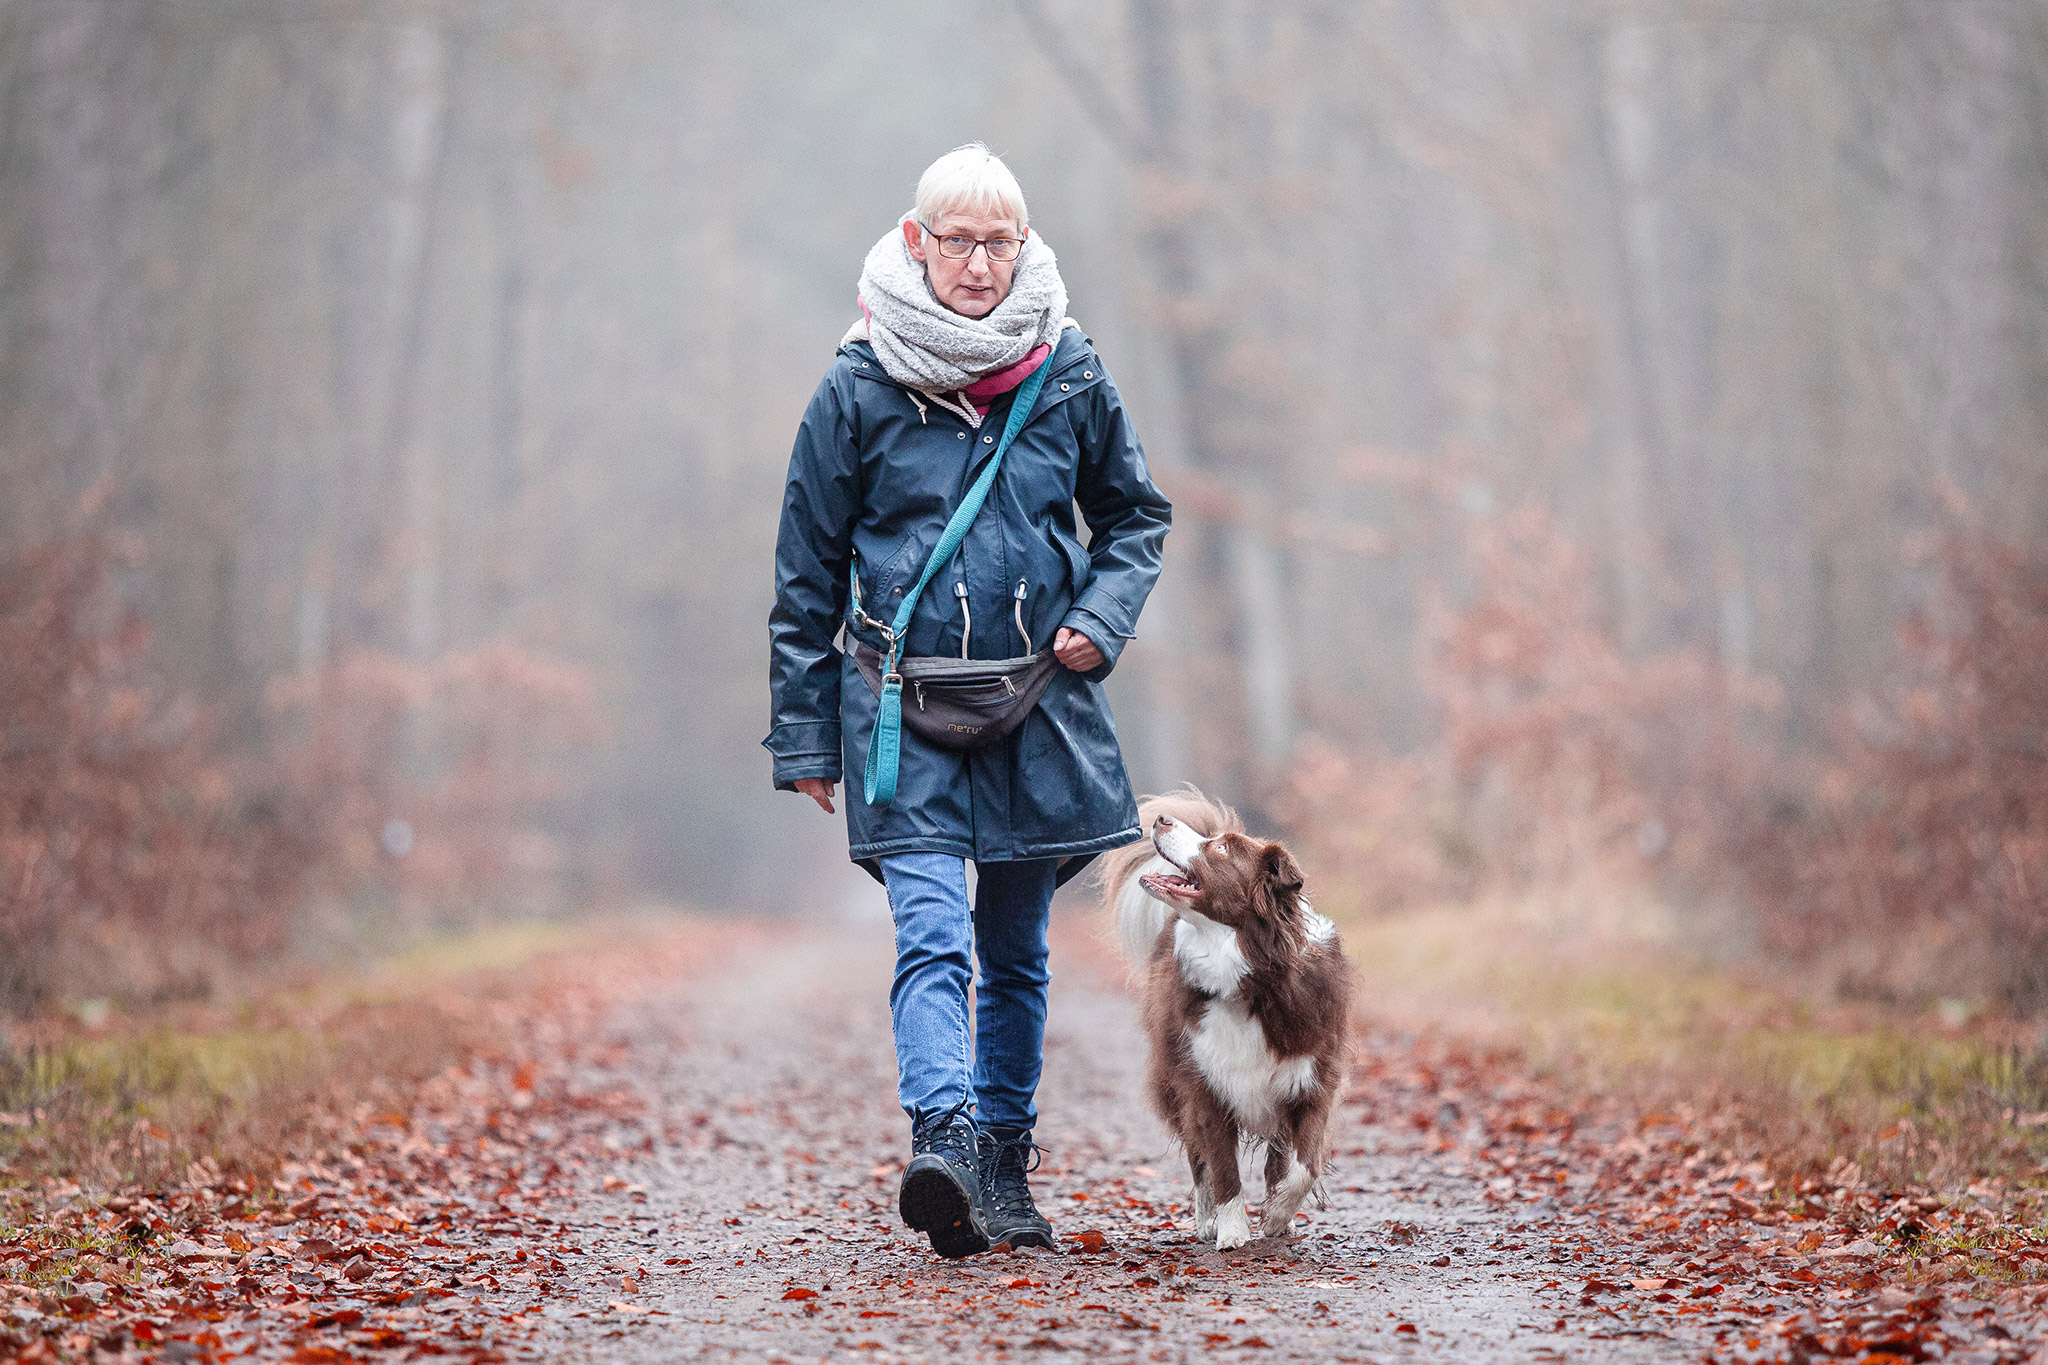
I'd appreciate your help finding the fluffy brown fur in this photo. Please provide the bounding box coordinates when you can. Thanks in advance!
[1098,791,1353,1248]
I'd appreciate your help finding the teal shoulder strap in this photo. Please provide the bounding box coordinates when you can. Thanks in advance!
[861,357,1052,808]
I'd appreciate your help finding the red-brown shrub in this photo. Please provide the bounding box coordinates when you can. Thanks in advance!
[1744,523,2048,1008]
[265,641,602,914]
[1428,506,1770,886]
[0,489,302,1011]
[1278,504,1762,911]
[1286,498,2048,1013]
[1270,740,1449,916]
[0,486,604,1015]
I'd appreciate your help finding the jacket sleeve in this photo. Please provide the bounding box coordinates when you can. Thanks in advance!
[764,367,860,790]
[1060,360,1172,682]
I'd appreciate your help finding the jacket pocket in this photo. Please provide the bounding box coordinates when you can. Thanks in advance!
[864,528,931,620]
[1044,517,1092,592]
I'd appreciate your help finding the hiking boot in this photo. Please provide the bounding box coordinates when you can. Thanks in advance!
[899,1103,990,1259]
[978,1127,1055,1250]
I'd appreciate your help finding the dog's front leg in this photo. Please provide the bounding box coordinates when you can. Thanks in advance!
[1212,1182,1252,1250]
[1260,1143,1315,1239]
[1261,1102,1330,1239]
[1189,1156,1217,1243]
[1189,1106,1249,1249]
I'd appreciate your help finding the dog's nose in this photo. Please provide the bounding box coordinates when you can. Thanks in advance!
[1154,814,1175,829]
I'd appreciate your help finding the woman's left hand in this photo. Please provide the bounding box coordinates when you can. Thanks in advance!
[1053,627,1103,673]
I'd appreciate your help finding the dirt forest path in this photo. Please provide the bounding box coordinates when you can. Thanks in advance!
[514,903,1939,1365]
[18,903,2042,1364]
[532,906,1664,1364]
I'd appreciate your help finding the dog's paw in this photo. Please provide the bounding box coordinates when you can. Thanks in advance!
[1213,1197,1251,1251]
[1260,1209,1297,1239]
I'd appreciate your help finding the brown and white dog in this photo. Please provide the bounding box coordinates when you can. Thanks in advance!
[1098,792,1353,1250]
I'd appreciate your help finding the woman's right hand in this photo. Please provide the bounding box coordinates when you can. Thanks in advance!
[795,777,837,814]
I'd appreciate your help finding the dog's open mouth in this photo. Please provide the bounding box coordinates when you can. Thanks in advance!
[1140,870,1202,901]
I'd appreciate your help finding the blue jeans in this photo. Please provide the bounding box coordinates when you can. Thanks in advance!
[881,853,1056,1135]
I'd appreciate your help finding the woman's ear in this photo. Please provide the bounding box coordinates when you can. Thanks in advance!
[1260,843,1304,898]
[903,217,927,263]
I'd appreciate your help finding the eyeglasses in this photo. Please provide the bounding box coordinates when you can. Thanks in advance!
[918,220,1025,263]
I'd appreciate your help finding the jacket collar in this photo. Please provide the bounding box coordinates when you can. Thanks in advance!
[846,330,1100,428]
[842,326,1093,387]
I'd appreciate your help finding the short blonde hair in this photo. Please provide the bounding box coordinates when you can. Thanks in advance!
[915,143,1028,232]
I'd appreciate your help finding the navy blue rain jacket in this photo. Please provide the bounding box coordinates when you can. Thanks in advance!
[765,327,1171,883]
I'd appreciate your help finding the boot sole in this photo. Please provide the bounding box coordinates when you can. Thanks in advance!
[899,1157,990,1259]
[988,1219,1055,1250]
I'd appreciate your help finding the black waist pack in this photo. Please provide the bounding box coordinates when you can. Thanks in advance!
[852,641,1059,752]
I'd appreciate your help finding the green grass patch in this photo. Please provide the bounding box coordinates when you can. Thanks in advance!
[376,917,582,983]
[2,1025,323,1121]
[0,916,595,1201]
[1343,898,2048,1185]
[0,1199,156,1291]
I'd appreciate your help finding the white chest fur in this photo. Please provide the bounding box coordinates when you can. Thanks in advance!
[1185,998,1320,1135]
[1172,911,1249,996]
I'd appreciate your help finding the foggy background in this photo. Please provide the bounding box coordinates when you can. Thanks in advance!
[4,0,2044,1001]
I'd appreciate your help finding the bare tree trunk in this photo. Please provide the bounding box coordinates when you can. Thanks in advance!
[323,14,457,663]
[17,2,134,496]
[383,17,455,662]
[1563,6,1668,651]
[0,0,47,524]
[1128,0,1294,792]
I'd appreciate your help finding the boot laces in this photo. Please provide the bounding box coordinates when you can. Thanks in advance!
[983,1133,1047,1217]
[911,1099,978,1166]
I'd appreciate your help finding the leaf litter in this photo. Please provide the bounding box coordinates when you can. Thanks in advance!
[3,912,2045,1361]
[0,920,759,1362]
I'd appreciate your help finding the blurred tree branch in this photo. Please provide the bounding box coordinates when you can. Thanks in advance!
[1010,0,1153,164]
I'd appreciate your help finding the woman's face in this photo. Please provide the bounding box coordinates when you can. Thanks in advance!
[902,209,1022,319]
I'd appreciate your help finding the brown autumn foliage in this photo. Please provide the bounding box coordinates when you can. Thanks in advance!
[0,919,736,1363]
[265,642,602,917]
[0,489,602,1016]
[12,914,2045,1362]
[1284,501,2048,1014]
[1742,521,2048,1010]
[1278,503,1766,917]
[0,489,303,1013]
[1424,505,1765,887]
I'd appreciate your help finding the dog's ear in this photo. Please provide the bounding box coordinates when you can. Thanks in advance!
[1260,843,1304,898]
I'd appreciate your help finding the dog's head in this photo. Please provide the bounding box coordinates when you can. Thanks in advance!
[1141,812,1306,936]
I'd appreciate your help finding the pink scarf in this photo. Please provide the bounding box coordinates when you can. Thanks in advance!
[959,345,1052,415]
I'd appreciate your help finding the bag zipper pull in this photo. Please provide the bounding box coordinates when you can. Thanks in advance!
[916,680,926,710]
[954,582,971,659]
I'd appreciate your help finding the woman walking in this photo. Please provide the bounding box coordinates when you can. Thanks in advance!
[764,145,1171,1258]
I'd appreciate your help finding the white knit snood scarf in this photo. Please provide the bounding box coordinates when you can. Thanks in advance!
[842,213,1072,411]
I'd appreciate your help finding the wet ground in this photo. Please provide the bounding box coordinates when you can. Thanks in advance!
[522,908,1701,1363]
[31,906,2034,1362]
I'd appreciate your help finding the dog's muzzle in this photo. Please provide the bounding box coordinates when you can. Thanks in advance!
[1142,815,1205,901]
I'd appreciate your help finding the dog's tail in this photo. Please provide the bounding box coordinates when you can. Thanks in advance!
[1095,787,1245,965]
